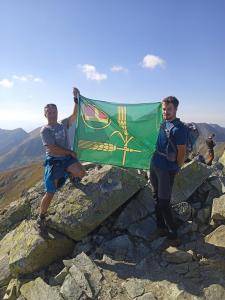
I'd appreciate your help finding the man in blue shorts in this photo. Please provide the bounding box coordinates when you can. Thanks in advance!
[150,96,187,245]
[37,87,86,232]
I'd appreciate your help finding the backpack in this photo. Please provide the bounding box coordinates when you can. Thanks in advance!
[157,121,199,162]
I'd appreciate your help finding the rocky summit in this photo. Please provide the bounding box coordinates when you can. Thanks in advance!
[1,159,225,300]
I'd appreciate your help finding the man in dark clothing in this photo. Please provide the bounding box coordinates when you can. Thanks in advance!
[150,96,187,245]
[206,134,216,166]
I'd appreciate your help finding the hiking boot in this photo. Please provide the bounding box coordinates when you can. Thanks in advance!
[36,215,47,234]
[71,177,84,189]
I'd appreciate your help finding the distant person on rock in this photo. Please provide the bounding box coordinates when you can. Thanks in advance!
[37,87,86,233]
[150,96,188,246]
[206,133,216,166]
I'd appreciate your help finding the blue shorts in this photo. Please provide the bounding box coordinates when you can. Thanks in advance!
[44,156,78,193]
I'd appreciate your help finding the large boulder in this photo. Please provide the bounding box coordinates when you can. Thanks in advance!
[47,165,145,240]
[20,277,63,300]
[0,197,31,240]
[211,194,225,221]
[162,247,194,264]
[61,252,103,299]
[219,151,225,166]
[0,220,74,276]
[205,225,225,248]
[0,254,11,299]
[171,161,212,204]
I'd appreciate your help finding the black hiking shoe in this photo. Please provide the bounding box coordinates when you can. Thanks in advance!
[36,215,47,234]
[70,177,85,190]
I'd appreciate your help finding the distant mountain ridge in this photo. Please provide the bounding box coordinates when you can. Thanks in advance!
[0,122,224,171]
[0,128,28,157]
[196,123,225,142]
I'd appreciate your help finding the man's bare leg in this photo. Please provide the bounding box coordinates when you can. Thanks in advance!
[37,180,58,232]
[40,192,55,215]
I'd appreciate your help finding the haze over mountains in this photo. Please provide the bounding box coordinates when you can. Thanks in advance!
[0,123,224,172]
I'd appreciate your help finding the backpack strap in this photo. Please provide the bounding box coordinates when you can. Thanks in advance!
[156,122,177,161]
[161,122,177,154]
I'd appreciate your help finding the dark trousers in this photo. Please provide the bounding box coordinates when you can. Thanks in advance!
[150,165,177,233]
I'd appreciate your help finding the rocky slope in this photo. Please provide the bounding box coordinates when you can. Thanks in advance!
[0,158,225,299]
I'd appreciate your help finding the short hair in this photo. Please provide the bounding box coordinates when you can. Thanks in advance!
[162,96,179,109]
[44,103,57,113]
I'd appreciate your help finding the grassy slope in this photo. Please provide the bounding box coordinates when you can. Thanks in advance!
[0,161,43,210]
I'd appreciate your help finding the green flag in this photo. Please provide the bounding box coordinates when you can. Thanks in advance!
[73,95,162,169]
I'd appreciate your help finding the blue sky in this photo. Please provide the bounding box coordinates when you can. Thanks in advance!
[0,0,224,131]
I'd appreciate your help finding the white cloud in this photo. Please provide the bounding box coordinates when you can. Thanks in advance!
[79,64,107,81]
[12,75,28,81]
[111,65,128,73]
[142,54,165,69]
[0,79,14,88]
[12,74,44,83]
[33,77,43,83]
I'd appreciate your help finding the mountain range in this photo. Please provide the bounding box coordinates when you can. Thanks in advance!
[0,122,224,172]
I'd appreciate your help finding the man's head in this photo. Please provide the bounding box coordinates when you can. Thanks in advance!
[44,104,58,124]
[162,96,179,121]
[209,133,215,139]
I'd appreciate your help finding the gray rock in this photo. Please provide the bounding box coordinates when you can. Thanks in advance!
[20,277,63,300]
[122,279,145,298]
[72,240,93,257]
[128,216,157,241]
[60,274,83,300]
[178,221,198,236]
[203,284,225,300]
[167,262,189,275]
[114,186,155,230]
[211,194,225,221]
[205,225,225,249]
[205,188,220,207]
[171,161,212,204]
[208,176,225,194]
[219,151,225,166]
[69,264,93,298]
[102,235,135,261]
[162,247,193,264]
[151,237,167,250]
[0,197,31,240]
[16,296,26,300]
[0,287,7,300]
[54,267,68,285]
[0,254,11,288]
[0,220,74,277]
[196,207,211,225]
[47,165,145,241]
[137,292,156,300]
[64,252,102,297]
[3,278,21,300]
[135,242,151,260]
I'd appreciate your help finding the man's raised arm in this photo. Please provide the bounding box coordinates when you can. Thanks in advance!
[68,87,80,127]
